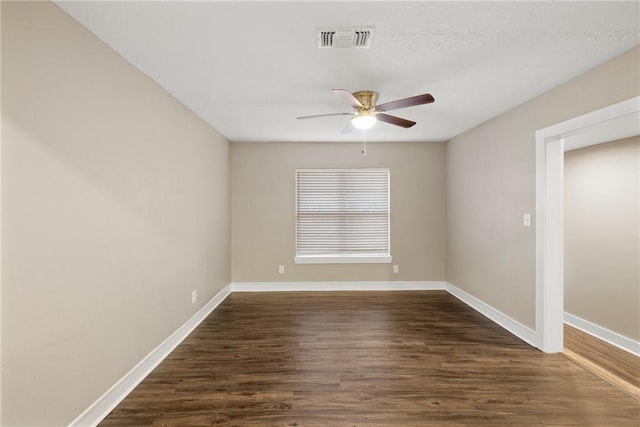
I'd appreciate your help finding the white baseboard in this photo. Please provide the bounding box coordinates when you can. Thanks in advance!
[231,281,446,292]
[564,312,640,357]
[69,284,233,427]
[445,282,537,347]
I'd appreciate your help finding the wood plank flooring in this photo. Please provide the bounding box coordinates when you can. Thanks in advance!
[100,291,640,426]
[564,323,640,389]
[563,348,640,402]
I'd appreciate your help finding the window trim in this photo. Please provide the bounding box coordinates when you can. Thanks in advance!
[294,254,392,264]
[294,168,392,265]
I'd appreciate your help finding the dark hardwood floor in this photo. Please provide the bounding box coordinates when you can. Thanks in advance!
[101,291,640,426]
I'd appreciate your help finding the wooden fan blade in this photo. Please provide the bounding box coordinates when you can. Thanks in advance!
[332,89,363,108]
[297,112,352,120]
[376,113,416,128]
[341,121,355,134]
[375,93,434,112]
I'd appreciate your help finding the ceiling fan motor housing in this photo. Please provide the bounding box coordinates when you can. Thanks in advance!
[353,91,378,113]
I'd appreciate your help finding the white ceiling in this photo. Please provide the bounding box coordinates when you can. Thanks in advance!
[55,1,639,143]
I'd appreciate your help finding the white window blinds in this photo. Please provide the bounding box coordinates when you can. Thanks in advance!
[295,169,391,263]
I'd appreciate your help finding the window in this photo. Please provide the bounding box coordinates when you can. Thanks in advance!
[295,168,391,264]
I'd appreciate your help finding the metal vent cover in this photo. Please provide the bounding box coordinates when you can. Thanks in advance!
[317,27,374,48]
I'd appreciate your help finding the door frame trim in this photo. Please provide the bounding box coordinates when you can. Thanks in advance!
[534,96,640,352]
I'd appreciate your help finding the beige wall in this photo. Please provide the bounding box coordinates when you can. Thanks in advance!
[1,2,230,426]
[564,137,640,341]
[446,46,640,329]
[231,141,446,282]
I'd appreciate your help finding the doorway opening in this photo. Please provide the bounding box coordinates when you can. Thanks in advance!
[534,96,640,353]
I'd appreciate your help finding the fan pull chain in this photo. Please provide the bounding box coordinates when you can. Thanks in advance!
[361,131,367,157]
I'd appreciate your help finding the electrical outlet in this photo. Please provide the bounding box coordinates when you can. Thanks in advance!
[393,265,399,274]
[191,289,197,304]
[278,265,285,274]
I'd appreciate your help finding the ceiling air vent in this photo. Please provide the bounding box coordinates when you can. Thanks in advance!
[317,27,374,49]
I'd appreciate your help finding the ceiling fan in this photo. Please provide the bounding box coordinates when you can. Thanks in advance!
[296,89,435,133]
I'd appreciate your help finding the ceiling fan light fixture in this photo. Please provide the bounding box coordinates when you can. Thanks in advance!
[351,113,377,129]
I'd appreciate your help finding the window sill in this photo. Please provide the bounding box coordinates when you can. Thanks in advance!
[294,255,392,264]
